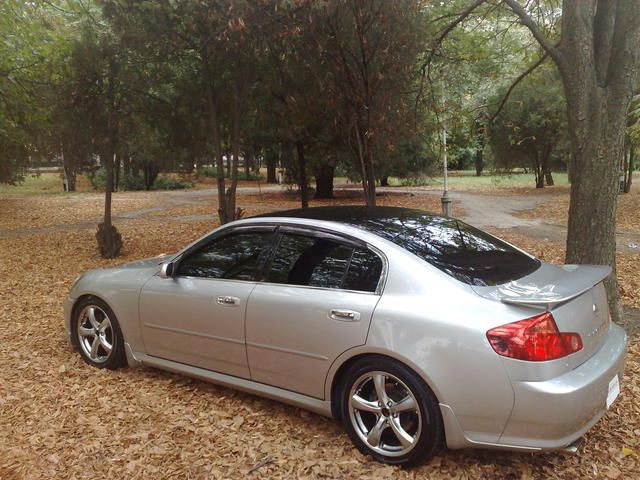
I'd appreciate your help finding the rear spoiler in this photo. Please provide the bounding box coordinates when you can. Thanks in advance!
[472,264,612,309]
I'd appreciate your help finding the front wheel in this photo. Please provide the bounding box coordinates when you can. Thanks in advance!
[71,297,126,370]
[340,357,443,466]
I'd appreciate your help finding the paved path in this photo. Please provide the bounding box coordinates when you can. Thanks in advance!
[1,184,639,253]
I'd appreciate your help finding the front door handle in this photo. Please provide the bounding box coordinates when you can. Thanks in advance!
[217,296,240,306]
[330,309,360,322]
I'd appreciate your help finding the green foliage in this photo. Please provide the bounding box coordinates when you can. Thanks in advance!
[88,167,109,191]
[89,167,193,191]
[152,176,193,191]
[120,172,147,191]
[487,66,568,186]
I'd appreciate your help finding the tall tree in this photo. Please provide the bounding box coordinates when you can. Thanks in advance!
[430,0,640,322]
[318,0,425,205]
[488,67,567,187]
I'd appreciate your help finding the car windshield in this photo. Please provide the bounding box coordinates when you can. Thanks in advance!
[346,210,540,286]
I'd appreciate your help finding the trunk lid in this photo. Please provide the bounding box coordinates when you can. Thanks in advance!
[473,263,612,368]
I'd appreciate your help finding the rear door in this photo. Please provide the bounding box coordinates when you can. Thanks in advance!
[245,228,384,399]
[139,228,275,378]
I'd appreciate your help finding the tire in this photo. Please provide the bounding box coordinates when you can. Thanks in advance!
[71,296,127,370]
[339,356,443,466]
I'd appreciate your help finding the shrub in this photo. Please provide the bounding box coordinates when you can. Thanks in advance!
[152,176,194,190]
[199,167,216,178]
[88,166,108,190]
[120,173,146,191]
[198,167,263,181]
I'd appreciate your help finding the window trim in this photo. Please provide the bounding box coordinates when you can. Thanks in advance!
[172,221,388,295]
[261,227,387,295]
[173,225,278,281]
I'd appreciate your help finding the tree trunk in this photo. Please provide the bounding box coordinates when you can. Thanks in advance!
[533,151,544,188]
[96,58,122,259]
[475,149,484,176]
[353,123,376,206]
[266,149,277,183]
[296,141,309,208]
[220,76,242,223]
[202,51,232,225]
[244,145,253,178]
[253,147,260,175]
[555,1,640,323]
[624,146,634,193]
[542,146,554,186]
[123,150,131,176]
[314,163,335,199]
[96,149,122,259]
[64,165,77,192]
[113,152,121,191]
[142,162,159,190]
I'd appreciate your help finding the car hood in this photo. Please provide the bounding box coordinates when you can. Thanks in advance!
[116,254,173,270]
[70,255,173,300]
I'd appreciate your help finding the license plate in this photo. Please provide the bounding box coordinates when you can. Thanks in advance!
[606,375,620,409]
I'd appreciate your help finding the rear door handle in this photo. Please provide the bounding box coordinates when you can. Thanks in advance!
[330,309,360,322]
[217,296,240,306]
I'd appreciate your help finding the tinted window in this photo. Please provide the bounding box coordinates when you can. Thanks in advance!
[266,234,351,289]
[177,232,271,280]
[345,212,539,286]
[343,248,383,292]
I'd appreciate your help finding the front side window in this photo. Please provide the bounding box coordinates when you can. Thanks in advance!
[265,233,382,292]
[177,231,272,280]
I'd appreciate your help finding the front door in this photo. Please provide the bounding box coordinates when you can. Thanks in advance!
[139,229,275,378]
[246,230,384,398]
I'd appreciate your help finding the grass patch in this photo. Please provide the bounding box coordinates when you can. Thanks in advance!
[388,171,570,190]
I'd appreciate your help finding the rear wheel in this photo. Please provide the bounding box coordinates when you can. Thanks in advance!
[71,297,126,369]
[340,357,443,466]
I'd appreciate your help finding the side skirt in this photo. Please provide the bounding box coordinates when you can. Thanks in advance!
[127,347,333,418]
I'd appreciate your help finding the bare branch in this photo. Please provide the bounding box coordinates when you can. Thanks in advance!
[422,0,488,69]
[502,0,564,66]
[488,47,554,123]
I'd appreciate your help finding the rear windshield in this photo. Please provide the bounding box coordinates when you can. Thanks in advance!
[349,212,540,286]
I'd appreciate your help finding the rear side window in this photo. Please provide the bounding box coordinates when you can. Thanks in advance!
[349,213,539,286]
[343,248,383,292]
[265,233,382,292]
[177,232,271,280]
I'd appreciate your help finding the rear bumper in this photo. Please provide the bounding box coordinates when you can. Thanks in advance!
[497,323,627,450]
[441,323,627,452]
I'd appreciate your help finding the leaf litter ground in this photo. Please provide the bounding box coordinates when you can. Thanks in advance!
[0,187,638,479]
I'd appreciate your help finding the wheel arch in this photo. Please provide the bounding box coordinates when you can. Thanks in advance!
[70,293,121,343]
[326,348,444,420]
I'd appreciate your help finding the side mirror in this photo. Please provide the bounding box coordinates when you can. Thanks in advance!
[159,262,174,279]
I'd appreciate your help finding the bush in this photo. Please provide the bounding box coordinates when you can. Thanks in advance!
[238,170,264,181]
[396,176,429,187]
[89,167,193,191]
[199,167,216,178]
[152,176,194,190]
[198,167,264,181]
[88,166,108,190]
[120,172,146,191]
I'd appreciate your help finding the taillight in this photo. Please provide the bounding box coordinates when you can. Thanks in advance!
[486,312,582,361]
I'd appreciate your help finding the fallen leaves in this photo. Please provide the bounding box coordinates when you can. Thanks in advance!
[0,186,637,479]
[519,187,640,236]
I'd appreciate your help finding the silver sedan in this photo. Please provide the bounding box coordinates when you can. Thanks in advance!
[64,206,627,466]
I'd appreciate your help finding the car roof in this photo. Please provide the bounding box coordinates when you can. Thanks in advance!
[251,205,444,229]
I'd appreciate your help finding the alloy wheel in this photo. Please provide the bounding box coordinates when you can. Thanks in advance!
[348,370,422,457]
[77,305,114,364]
